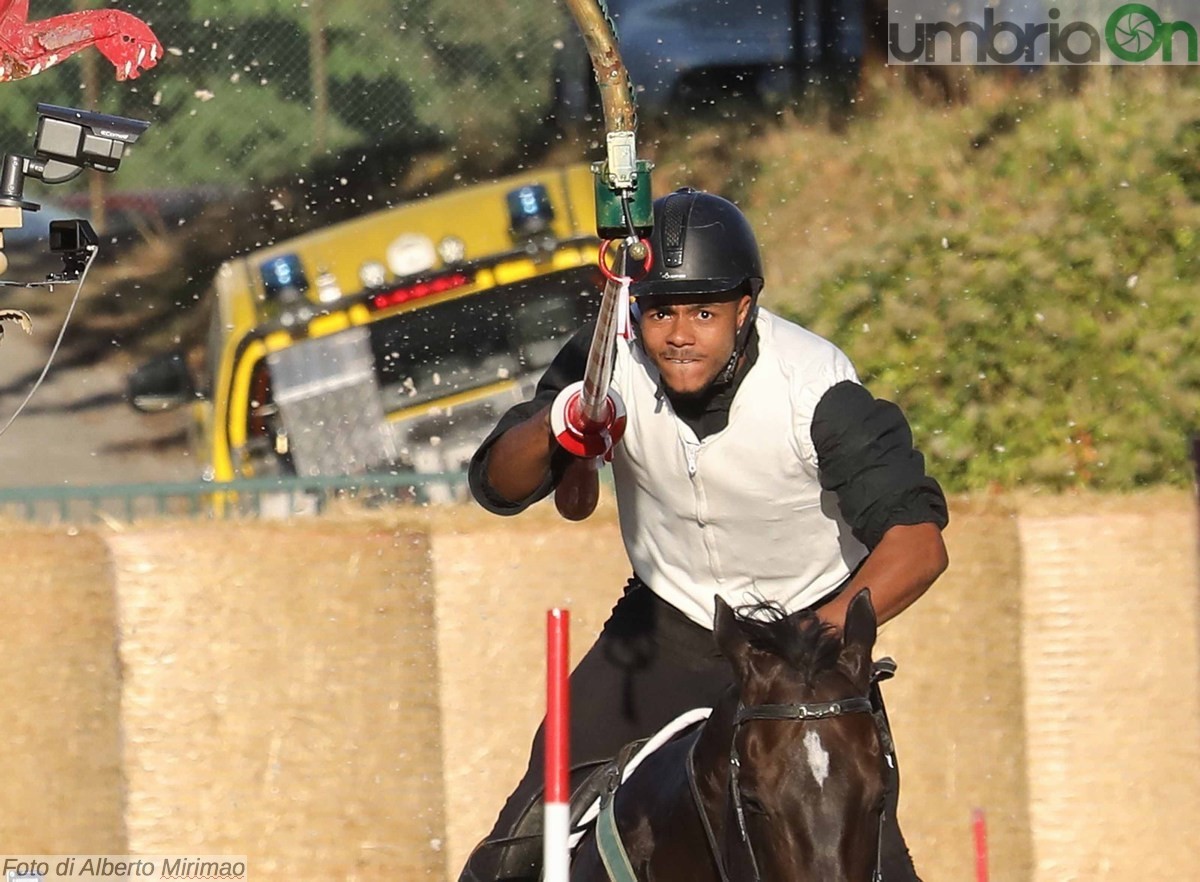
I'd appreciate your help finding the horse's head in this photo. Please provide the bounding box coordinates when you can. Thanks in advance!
[713,589,885,882]
[93,11,161,81]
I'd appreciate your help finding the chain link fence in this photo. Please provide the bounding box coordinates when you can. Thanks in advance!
[0,0,575,191]
[0,472,469,523]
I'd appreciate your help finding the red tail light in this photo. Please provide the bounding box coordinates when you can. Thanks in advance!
[369,271,473,311]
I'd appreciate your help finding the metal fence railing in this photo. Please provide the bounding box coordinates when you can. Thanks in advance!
[0,471,469,524]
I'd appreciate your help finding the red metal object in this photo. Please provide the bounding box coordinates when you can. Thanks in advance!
[1192,434,1200,556]
[545,609,571,881]
[546,608,570,804]
[1191,434,1199,507]
[972,807,989,882]
[0,0,161,83]
[598,238,652,283]
[549,238,641,464]
[550,380,627,459]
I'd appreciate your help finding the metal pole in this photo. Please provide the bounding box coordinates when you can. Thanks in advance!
[1192,434,1200,554]
[76,0,107,234]
[309,0,329,156]
[559,0,637,136]
[1191,434,1200,506]
[972,807,989,882]
[579,248,626,424]
[544,609,571,882]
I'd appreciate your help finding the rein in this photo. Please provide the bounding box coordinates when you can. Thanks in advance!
[684,694,886,882]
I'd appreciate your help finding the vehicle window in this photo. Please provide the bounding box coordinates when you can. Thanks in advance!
[369,266,601,412]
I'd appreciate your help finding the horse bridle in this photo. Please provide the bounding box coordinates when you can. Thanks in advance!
[687,695,886,882]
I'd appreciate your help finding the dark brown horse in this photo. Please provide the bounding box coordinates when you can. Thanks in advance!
[570,588,886,881]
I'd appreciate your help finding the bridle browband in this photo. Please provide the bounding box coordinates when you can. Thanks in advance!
[686,694,886,882]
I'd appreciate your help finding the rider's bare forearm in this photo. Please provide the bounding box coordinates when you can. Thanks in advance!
[817,522,949,631]
[486,404,557,504]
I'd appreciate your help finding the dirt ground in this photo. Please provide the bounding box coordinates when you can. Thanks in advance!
[0,284,197,488]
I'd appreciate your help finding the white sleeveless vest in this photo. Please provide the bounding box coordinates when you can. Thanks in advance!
[609,308,869,629]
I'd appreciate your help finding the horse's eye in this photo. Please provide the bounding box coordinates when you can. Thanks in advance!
[741,794,769,817]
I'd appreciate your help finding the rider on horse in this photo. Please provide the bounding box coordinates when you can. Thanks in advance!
[460,188,950,882]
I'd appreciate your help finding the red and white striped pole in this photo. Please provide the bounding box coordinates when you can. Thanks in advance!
[545,608,571,882]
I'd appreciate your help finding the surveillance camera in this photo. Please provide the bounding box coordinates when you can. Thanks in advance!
[47,218,99,281]
[33,103,151,183]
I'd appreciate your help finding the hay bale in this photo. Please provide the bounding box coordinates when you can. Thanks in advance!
[876,499,1034,882]
[107,520,444,880]
[429,498,628,878]
[0,525,125,852]
[1016,491,1200,882]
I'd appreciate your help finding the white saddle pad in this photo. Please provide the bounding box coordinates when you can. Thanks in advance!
[568,706,713,849]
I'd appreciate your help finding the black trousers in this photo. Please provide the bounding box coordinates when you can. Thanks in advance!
[459,581,921,882]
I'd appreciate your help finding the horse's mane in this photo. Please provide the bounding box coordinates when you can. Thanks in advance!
[734,600,843,685]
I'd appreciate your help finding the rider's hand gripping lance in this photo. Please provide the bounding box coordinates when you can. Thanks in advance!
[551,0,653,521]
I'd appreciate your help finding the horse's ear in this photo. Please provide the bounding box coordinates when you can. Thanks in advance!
[840,588,877,690]
[713,595,751,675]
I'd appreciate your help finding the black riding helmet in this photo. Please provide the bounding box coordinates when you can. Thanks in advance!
[631,189,764,385]
[631,188,764,304]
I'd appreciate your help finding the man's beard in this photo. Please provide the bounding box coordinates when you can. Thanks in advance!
[662,356,736,404]
[664,381,714,403]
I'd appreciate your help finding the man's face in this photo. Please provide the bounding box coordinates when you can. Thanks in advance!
[638,295,752,398]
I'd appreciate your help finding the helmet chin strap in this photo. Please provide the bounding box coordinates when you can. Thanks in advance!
[715,301,758,386]
[715,349,739,386]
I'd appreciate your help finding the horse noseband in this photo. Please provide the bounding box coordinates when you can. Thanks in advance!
[733,696,874,725]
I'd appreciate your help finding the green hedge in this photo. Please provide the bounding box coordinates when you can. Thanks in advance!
[755,75,1200,492]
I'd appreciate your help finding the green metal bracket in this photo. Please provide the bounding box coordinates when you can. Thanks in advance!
[592,159,654,240]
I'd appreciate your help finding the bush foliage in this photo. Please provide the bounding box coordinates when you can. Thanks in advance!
[736,73,1200,493]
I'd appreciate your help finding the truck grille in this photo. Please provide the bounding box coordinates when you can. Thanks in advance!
[267,327,398,477]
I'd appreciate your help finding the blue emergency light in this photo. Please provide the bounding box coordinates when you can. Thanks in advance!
[260,253,308,299]
[506,184,555,238]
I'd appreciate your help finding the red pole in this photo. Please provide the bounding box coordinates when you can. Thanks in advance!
[545,609,571,882]
[1191,434,1200,541]
[1192,434,1200,495]
[972,807,989,882]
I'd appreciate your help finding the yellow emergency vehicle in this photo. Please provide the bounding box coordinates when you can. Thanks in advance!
[129,164,601,487]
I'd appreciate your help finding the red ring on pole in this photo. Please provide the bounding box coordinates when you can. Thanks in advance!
[598,239,653,283]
